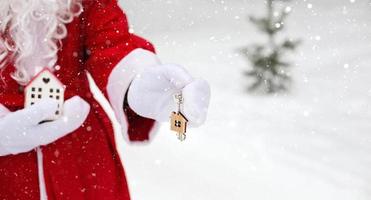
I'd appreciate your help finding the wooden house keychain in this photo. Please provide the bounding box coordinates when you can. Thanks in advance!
[170,93,188,141]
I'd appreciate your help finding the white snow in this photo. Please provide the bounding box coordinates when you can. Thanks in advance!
[115,0,371,199]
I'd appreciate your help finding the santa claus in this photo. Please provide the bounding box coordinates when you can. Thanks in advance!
[0,0,210,199]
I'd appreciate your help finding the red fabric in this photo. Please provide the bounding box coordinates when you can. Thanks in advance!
[82,0,156,142]
[0,0,156,199]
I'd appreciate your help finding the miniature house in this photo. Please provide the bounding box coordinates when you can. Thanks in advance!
[170,111,188,134]
[24,68,65,120]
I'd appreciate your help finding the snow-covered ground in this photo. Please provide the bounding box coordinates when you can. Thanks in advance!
[115,0,371,199]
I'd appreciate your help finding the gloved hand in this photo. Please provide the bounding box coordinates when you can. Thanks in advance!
[127,64,211,127]
[0,96,90,156]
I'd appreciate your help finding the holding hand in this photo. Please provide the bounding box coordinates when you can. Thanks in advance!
[128,63,210,127]
[0,96,90,156]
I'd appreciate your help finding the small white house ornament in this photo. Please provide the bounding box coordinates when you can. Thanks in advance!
[24,68,65,121]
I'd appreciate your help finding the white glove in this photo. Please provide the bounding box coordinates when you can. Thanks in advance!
[0,96,90,156]
[128,64,211,127]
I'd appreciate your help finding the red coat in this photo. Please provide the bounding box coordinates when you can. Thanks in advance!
[0,0,156,199]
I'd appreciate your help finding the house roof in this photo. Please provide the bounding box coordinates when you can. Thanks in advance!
[176,111,188,122]
[25,68,64,89]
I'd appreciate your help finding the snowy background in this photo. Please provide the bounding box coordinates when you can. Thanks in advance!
[112,0,371,199]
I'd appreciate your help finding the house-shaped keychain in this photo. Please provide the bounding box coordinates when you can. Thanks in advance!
[24,68,65,121]
[170,111,188,140]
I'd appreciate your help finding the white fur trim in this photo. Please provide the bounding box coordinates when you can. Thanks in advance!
[106,48,161,141]
[37,148,47,200]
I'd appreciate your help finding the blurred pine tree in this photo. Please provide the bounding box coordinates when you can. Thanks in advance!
[240,0,300,94]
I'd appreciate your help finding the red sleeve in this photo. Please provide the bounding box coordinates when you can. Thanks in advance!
[83,0,156,141]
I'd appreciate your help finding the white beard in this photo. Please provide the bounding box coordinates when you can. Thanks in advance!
[0,0,82,85]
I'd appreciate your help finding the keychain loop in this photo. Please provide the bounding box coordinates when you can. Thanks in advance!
[174,93,183,104]
[174,93,183,112]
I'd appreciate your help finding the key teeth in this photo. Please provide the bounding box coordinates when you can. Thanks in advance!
[177,133,186,141]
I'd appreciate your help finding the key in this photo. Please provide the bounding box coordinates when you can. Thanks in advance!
[170,94,188,141]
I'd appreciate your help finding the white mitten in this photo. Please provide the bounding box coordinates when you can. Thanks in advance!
[0,96,90,156]
[128,64,211,127]
[0,104,10,118]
